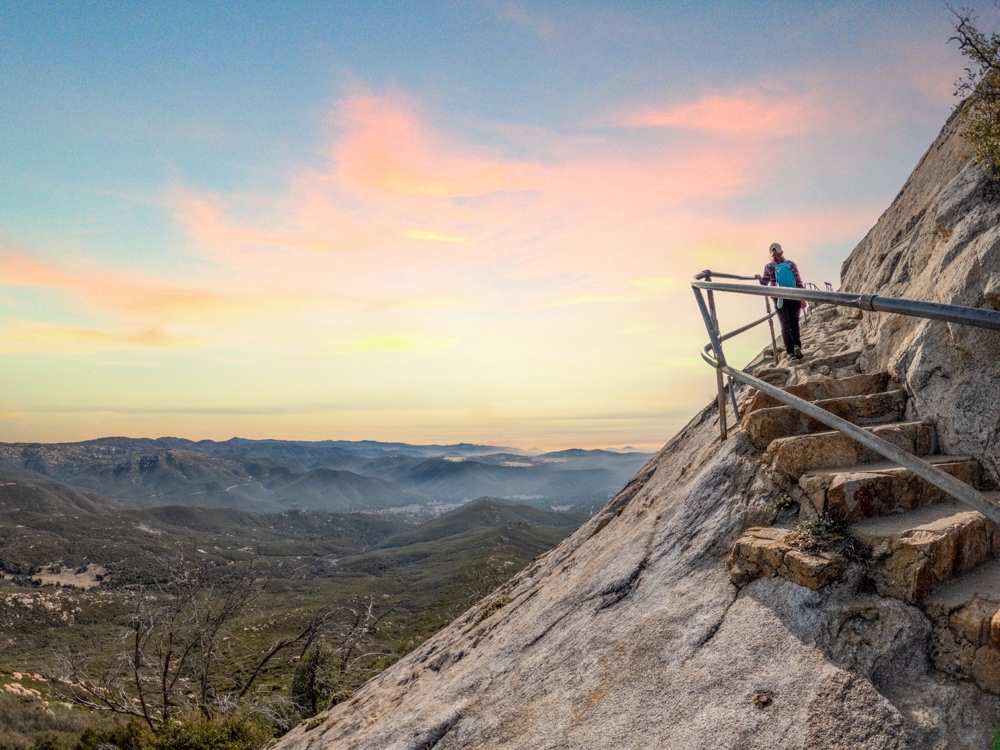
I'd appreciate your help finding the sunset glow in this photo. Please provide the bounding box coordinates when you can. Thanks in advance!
[0,2,980,449]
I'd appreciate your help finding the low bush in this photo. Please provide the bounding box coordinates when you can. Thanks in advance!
[73,715,274,750]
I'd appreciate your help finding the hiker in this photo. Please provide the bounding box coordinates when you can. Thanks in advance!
[758,242,805,360]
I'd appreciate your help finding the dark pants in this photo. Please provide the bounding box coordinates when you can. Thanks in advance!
[776,299,801,354]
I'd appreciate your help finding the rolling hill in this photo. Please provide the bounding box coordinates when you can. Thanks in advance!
[0,438,653,516]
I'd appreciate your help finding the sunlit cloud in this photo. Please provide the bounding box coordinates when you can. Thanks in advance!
[624,91,816,136]
[173,89,772,301]
[333,93,544,197]
[0,325,197,353]
[0,247,311,322]
[401,229,472,245]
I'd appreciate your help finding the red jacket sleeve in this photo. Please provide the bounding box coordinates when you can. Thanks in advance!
[760,262,775,286]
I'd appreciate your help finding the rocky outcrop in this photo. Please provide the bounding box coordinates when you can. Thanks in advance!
[274,114,1000,748]
[839,109,1000,490]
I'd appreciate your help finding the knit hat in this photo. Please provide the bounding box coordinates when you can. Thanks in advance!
[769,243,784,257]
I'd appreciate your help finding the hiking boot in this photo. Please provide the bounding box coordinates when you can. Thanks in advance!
[793,345,802,359]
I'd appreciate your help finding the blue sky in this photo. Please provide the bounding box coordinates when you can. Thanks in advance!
[0,1,990,448]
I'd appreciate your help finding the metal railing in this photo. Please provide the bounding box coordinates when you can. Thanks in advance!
[691,270,1000,526]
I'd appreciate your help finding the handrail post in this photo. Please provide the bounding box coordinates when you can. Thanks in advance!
[703,279,730,438]
[716,371,728,440]
[693,286,729,440]
[706,290,720,336]
[764,296,779,366]
[728,377,741,421]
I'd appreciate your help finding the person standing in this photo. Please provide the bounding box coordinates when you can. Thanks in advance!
[758,242,805,360]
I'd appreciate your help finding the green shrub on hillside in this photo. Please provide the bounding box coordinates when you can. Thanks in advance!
[290,644,344,718]
[952,7,1000,177]
[0,690,96,750]
[147,716,273,750]
[75,721,149,750]
[73,715,273,750]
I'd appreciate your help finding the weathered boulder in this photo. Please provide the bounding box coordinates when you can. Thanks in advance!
[782,548,846,590]
[728,526,791,582]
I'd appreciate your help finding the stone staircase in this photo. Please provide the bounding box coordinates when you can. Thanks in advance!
[729,359,1000,694]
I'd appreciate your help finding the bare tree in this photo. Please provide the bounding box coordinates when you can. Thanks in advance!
[51,554,356,729]
[325,595,398,679]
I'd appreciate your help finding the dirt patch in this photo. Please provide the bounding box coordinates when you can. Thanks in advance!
[27,564,107,590]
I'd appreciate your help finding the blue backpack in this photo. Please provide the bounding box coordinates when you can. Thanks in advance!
[774,261,796,308]
[775,261,796,287]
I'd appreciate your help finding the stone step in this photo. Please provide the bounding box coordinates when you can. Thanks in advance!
[727,526,845,591]
[924,557,1000,620]
[807,350,862,371]
[744,389,907,449]
[852,499,1000,604]
[922,556,1000,694]
[765,421,936,481]
[796,456,980,520]
[743,372,891,416]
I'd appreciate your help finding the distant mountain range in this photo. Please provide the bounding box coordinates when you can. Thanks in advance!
[0,438,654,517]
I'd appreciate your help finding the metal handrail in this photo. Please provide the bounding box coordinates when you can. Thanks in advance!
[692,272,781,438]
[691,271,1000,526]
[692,279,1000,331]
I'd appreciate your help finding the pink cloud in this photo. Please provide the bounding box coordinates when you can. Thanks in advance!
[0,246,303,321]
[175,91,770,289]
[158,87,875,342]
[626,92,816,136]
[332,94,544,197]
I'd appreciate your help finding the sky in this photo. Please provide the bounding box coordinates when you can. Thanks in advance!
[0,1,990,450]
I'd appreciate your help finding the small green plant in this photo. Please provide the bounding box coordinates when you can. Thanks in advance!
[786,514,849,555]
[73,714,274,750]
[472,594,512,627]
[774,494,796,512]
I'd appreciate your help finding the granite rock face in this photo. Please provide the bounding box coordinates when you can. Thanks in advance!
[840,110,1000,490]
[274,113,1000,748]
